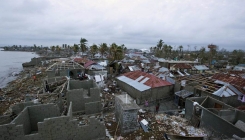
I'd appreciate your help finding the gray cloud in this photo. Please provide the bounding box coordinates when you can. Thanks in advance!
[0,0,245,50]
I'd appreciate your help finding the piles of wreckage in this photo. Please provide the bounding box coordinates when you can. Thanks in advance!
[0,55,245,140]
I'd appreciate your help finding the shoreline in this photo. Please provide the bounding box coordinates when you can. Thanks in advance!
[0,51,39,89]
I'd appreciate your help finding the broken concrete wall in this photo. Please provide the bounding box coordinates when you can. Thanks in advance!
[47,71,56,78]
[68,80,94,90]
[11,107,31,135]
[185,97,207,120]
[67,102,72,117]
[47,76,65,83]
[67,87,101,114]
[185,97,245,138]
[36,116,105,140]
[200,108,245,138]
[85,101,101,114]
[0,115,11,125]
[0,123,25,140]
[27,104,60,131]
[67,89,86,113]
[200,90,241,107]
[11,101,38,115]
[218,110,236,123]
[235,111,245,123]
[0,104,105,140]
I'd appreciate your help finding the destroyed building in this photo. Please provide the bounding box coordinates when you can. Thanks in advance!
[46,61,84,79]
[0,103,106,140]
[116,70,173,104]
[176,74,245,107]
[185,96,245,138]
[66,79,101,114]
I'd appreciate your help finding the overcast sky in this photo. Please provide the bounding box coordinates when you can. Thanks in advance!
[0,0,245,50]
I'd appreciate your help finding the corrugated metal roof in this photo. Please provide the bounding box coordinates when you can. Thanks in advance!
[117,76,151,91]
[194,65,209,70]
[122,70,172,88]
[159,67,169,72]
[212,73,245,92]
[84,60,96,68]
[212,84,243,97]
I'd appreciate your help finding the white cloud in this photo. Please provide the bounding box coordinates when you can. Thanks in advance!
[0,0,245,50]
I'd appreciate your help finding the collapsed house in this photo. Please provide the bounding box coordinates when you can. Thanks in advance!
[0,103,105,140]
[116,70,174,104]
[66,79,101,114]
[175,74,245,107]
[185,96,245,139]
[46,61,84,79]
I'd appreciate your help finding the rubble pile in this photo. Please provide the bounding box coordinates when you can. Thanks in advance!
[155,114,207,137]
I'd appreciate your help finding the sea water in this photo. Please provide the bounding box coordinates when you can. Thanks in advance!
[0,49,38,88]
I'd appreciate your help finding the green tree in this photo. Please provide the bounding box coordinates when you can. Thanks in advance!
[99,43,108,59]
[73,44,79,54]
[109,43,123,61]
[178,45,183,58]
[155,39,164,57]
[51,46,55,52]
[90,44,98,58]
[80,38,88,56]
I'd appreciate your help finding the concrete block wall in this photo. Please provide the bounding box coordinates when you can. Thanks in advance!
[47,76,65,83]
[11,108,31,135]
[67,89,87,112]
[0,104,106,140]
[235,111,245,123]
[218,110,236,123]
[0,115,11,125]
[69,80,93,90]
[89,87,100,101]
[185,97,245,138]
[85,101,101,114]
[0,123,25,140]
[28,104,60,131]
[200,108,245,138]
[117,79,173,104]
[115,95,140,135]
[67,102,72,117]
[11,101,36,115]
[67,80,101,114]
[47,71,56,78]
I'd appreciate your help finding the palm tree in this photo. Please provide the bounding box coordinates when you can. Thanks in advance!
[155,39,164,57]
[73,44,79,54]
[198,47,206,64]
[80,38,88,56]
[109,43,123,61]
[99,43,108,59]
[168,45,173,58]
[51,46,55,52]
[178,45,183,58]
[90,44,98,58]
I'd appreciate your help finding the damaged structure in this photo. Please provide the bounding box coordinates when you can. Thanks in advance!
[66,79,101,114]
[185,96,245,138]
[0,103,106,140]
